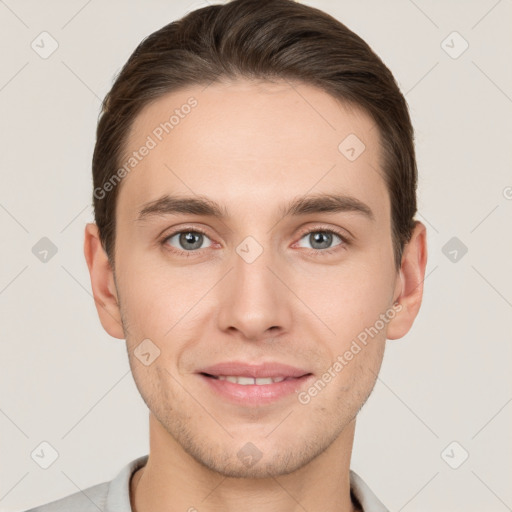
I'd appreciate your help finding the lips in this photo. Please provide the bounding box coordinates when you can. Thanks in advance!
[196,362,314,405]
[197,361,311,379]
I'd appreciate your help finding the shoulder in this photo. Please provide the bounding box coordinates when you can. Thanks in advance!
[21,455,149,512]
[22,481,109,512]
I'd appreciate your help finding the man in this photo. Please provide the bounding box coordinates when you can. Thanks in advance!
[27,0,427,510]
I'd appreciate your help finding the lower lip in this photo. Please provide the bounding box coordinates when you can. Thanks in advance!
[198,374,314,405]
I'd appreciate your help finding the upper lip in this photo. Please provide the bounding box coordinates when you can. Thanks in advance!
[197,362,311,379]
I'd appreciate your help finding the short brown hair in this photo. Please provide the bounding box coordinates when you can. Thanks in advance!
[92,0,417,270]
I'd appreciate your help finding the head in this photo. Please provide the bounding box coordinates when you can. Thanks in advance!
[85,0,427,478]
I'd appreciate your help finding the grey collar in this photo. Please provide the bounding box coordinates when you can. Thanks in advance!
[106,455,388,512]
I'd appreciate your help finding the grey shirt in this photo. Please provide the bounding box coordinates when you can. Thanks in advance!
[25,455,389,512]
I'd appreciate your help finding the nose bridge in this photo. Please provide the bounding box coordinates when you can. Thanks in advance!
[216,236,290,340]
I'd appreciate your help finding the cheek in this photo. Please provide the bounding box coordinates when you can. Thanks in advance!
[320,263,394,339]
[127,356,178,419]
[116,250,181,337]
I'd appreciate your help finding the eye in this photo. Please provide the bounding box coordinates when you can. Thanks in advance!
[296,229,347,252]
[161,226,349,257]
[163,230,213,252]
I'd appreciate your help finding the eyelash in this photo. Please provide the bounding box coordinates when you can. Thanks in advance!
[161,226,350,258]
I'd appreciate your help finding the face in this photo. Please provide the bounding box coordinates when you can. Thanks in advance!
[109,79,404,478]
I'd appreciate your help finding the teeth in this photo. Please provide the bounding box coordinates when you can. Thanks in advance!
[238,376,256,385]
[216,376,287,385]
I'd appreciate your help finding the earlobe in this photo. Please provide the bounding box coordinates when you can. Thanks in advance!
[83,223,125,339]
[386,221,428,340]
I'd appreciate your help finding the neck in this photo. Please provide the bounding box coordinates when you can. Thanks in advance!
[130,414,358,512]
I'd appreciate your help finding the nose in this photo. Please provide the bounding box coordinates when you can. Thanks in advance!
[216,243,292,342]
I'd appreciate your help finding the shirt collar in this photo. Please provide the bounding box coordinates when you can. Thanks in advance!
[105,455,388,512]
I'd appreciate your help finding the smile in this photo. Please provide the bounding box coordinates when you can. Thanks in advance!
[204,374,288,385]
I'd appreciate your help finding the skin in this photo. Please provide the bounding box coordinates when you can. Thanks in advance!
[84,79,427,512]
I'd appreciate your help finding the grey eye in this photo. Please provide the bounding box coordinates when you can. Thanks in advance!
[166,231,211,251]
[298,231,342,250]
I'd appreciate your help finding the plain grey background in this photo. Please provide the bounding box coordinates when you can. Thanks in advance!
[1,0,511,510]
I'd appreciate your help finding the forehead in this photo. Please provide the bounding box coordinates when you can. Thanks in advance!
[117,79,388,224]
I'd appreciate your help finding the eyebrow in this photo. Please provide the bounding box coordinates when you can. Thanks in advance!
[137,193,375,222]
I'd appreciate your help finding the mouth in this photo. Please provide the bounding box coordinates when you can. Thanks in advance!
[196,363,314,405]
[200,373,303,385]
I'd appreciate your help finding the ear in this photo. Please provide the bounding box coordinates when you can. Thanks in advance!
[386,221,428,340]
[83,223,124,339]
